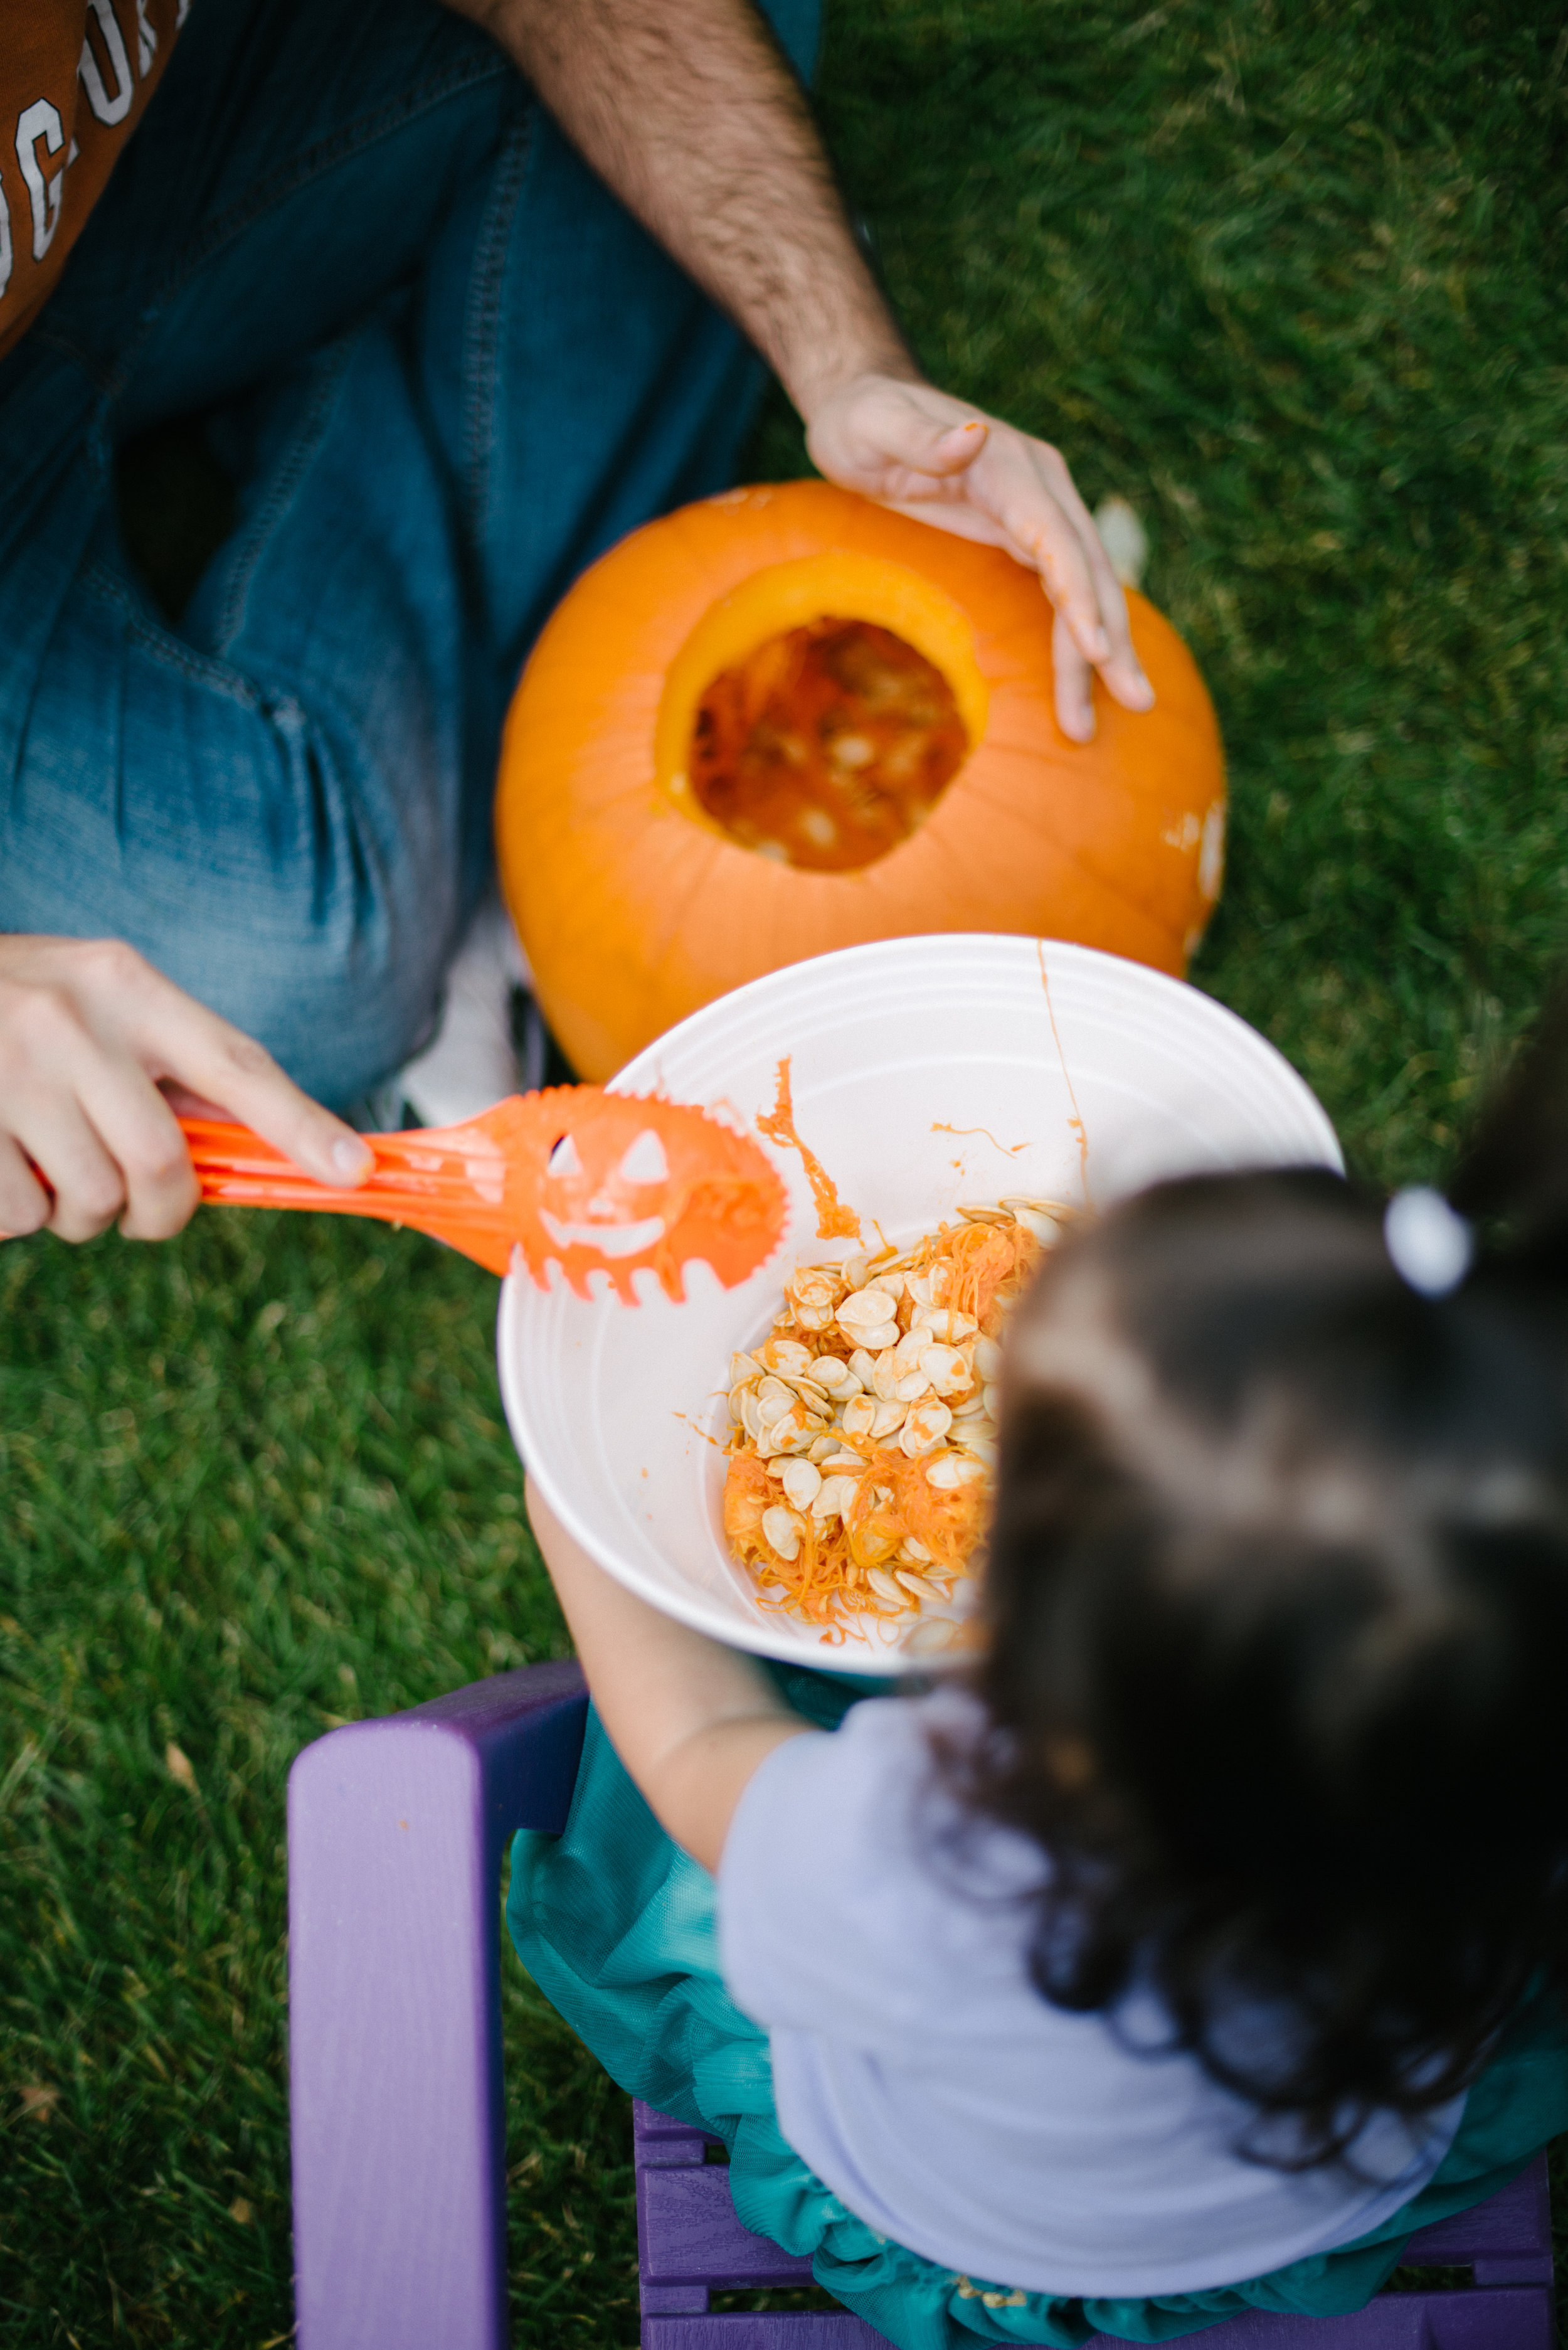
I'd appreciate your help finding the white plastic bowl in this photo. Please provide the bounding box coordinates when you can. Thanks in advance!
[497,936,1342,1674]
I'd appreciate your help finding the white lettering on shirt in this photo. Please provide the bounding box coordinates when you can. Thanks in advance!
[135,0,158,79]
[80,0,135,128]
[15,101,65,265]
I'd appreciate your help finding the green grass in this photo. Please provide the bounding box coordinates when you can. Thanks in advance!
[5,0,1568,2341]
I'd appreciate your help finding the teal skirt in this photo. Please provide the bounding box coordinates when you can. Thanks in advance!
[506,1672,1568,2350]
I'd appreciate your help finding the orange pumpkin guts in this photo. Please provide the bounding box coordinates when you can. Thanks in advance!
[496,481,1226,1082]
[691,617,970,871]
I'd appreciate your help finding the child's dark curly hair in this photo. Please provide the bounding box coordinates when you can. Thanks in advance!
[959,990,1568,2170]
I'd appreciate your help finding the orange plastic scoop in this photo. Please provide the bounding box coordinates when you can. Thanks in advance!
[181,1087,787,1300]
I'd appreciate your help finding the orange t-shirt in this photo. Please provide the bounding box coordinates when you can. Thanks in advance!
[0,0,184,363]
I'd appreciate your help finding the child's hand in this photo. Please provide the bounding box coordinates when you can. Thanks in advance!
[526,1477,813,1872]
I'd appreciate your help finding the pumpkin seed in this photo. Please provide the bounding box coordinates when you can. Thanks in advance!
[840,1393,878,1440]
[926,1453,985,1490]
[787,1266,843,1330]
[780,1459,823,1511]
[836,1305,899,1355]
[761,1505,803,1561]
[813,1474,859,1521]
[901,1398,953,1457]
[1007,1205,1061,1243]
[918,1343,972,1398]
[837,1285,899,1332]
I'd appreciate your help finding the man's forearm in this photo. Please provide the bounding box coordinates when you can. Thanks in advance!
[443,0,916,420]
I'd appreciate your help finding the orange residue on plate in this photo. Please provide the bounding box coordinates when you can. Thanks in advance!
[672,1410,725,1450]
[931,1121,1029,1156]
[1036,942,1092,1206]
[756,1056,862,1241]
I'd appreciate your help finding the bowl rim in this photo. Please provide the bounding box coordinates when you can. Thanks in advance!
[497,934,1343,1672]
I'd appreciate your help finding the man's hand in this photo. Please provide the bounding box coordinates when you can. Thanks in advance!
[449,0,1155,744]
[0,937,372,1245]
[808,374,1154,743]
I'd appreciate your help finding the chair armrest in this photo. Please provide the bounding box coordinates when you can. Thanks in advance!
[289,1661,588,2350]
[1401,2155,1554,2287]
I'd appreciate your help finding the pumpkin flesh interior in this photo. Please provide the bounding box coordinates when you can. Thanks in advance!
[687,617,968,873]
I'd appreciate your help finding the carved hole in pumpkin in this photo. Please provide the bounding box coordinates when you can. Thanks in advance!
[686,616,969,873]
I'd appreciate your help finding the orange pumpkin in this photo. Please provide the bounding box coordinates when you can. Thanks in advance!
[496,480,1225,1082]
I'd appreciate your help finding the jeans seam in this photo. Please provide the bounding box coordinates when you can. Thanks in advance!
[460,98,534,539]
[83,563,265,708]
[206,339,356,655]
[98,55,512,406]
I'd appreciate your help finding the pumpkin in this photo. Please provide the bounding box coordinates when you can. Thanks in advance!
[507,1087,787,1303]
[496,480,1225,1082]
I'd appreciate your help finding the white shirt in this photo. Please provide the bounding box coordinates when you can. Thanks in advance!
[718,1687,1463,2298]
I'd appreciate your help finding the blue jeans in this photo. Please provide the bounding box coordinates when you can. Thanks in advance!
[0,0,818,1107]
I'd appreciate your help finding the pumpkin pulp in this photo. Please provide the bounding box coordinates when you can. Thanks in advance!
[687,616,969,873]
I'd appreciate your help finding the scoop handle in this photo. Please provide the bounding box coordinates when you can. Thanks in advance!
[0,1117,521,1276]
[179,1117,521,1273]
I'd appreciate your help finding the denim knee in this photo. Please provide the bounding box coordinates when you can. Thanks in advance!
[753,0,822,82]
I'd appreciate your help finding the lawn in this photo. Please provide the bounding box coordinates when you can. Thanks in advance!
[4,1,1568,2341]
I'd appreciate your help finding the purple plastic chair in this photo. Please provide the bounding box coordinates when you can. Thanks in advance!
[287,1664,1556,2350]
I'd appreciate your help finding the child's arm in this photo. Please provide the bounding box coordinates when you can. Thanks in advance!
[525,1476,816,1873]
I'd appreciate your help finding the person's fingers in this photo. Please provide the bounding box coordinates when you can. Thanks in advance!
[864,406,988,482]
[114,954,373,1189]
[1037,471,1155,716]
[0,1135,52,1239]
[159,1083,236,1120]
[77,1061,202,1241]
[1052,609,1096,743]
[811,377,1160,724]
[13,1090,128,1242]
[1022,504,1113,671]
[183,1029,373,1186]
[1095,635,1157,715]
[809,380,989,492]
[978,450,1157,709]
[1062,531,1153,716]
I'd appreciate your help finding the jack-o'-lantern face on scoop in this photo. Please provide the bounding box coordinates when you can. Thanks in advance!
[540,1124,674,1258]
[510,1087,788,1302]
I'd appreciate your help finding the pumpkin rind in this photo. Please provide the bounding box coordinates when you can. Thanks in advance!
[496,481,1226,1082]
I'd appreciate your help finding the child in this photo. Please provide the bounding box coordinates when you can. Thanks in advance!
[508,1001,1568,2350]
